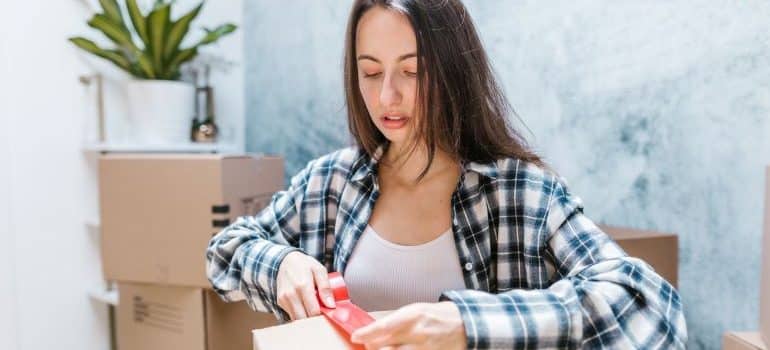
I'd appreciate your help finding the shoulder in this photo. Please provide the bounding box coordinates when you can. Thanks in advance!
[487,157,562,189]
[300,146,363,176]
[489,157,585,232]
[489,157,582,209]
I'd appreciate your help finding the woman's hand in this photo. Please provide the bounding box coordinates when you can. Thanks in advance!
[350,301,467,350]
[276,251,336,320]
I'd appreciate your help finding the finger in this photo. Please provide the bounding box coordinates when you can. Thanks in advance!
[289,293,308,320]
[361,324,420,350]
[311,266,335,308]
[351,320,385,344]
[299,280,322,317]
[363,336,398,350]
[354,304,427,345]
[368,337,419,350]
[394,345,418,350]
[351,312,404,344]
[364,342,398,350]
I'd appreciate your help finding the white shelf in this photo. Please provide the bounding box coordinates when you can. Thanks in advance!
[89,288,118,306]
[82,142,239,154]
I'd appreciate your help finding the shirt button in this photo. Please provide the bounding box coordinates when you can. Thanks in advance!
[464,262,473,271]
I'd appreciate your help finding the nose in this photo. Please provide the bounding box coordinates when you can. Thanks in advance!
[379,73,402,108]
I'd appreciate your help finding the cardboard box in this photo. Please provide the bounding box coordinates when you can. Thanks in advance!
[761,167,770,345]
[253,311,391,350]
[601,225,679,287]
[100,154,283,287]
[118,282,278,350]
[723,332,768,350]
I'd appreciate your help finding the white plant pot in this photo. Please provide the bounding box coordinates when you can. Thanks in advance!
[126,80,196,144]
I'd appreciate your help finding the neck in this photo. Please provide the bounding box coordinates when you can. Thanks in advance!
[379,141,458,185]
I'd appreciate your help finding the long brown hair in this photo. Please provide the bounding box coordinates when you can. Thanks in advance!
[344,0,544,181]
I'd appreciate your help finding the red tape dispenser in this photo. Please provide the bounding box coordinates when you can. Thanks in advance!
[316,272,375,336]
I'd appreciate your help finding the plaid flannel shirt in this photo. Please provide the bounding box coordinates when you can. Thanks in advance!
[206,145,687,349]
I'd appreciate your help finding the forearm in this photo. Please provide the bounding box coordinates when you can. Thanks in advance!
[206,215,302,319]
[440,257,687,349]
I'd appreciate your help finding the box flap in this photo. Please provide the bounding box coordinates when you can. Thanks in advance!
[100,153,256,160]
[253,311,391,350]
[601,225,674,239]
[723,332,768,350]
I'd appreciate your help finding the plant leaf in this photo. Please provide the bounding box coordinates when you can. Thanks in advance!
[164,47,197,79]
[136,51,156,79]
[164,2,203,60]
[126,0,149,47]
[69,37,133,74]
[146,3,171,72]
[87,14,138,51]
[196,23,237,46]
[98,0,125,26]
[153,0,168,10]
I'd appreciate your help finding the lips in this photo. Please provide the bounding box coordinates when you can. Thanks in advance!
[380,113,409,130]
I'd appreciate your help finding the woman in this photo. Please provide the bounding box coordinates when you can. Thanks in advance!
[206,0,687,349]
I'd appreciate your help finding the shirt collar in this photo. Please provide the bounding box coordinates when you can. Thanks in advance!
[350,143,499,183]
[350,144,385,183]
[461,159,499,180]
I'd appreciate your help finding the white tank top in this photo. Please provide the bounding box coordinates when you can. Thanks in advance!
[343,224,466,312]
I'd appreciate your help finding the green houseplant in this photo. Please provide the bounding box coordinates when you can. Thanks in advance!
[69,0,236,80]
[69,0,237,144]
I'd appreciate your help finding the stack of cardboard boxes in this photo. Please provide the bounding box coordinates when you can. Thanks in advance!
[723,167,770,350]
[98,154,284,350]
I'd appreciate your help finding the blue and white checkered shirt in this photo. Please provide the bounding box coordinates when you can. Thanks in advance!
[206,146,687,349]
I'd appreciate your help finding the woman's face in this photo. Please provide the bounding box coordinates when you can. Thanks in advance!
[356,7,419,147]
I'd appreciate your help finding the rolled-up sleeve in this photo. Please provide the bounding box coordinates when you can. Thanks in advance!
[441,178,688,349]
[205,161,313,322]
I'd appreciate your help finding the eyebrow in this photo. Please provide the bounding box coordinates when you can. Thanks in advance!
[357,53,417,63]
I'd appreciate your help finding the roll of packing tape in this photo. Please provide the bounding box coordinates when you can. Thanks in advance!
[316,272,375,336]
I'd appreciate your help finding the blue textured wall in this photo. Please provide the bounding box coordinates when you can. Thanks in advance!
[244,1,770,348]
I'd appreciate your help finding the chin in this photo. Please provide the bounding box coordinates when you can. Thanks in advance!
[378,129,410,145]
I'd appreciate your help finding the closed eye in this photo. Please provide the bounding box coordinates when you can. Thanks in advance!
[362,71,416,78]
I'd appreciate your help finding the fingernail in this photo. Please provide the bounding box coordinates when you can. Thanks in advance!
[325,295,336,308]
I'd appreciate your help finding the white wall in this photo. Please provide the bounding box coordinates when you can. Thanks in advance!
[1,1,111,349]
[1,4,19,347]
[0,1,244,349]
